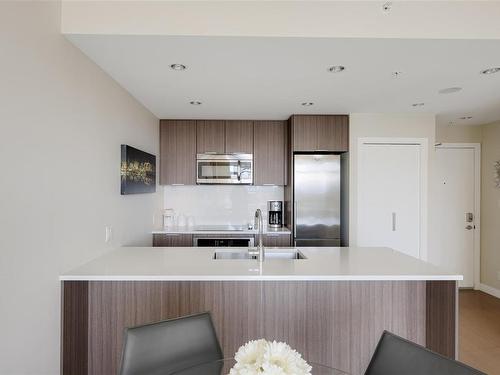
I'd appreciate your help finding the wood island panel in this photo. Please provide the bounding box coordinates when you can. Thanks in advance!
[62,280,456,375]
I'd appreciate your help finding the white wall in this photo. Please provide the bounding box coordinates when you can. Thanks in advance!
[61,1,500,39]
[0,2,159,374]
[348,113,436,258]
[163,186,283,227]
[478,122,500,291]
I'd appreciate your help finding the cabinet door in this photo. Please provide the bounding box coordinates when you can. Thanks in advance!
[292,115,318,151]
[317,115,349,152]
[254,121,286,185]
[225,120,254,154]
[153,234,193,247]
[160,120,196,185]
[196,120,225,154]
[292,115,349,152]
[263,234,291,247]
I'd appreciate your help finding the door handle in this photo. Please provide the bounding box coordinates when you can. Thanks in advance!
[392,212,396,231]
[465,225,474,230]
[237,160,241,181]
[294,201,298,236]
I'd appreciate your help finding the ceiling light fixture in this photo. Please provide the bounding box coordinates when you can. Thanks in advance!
[480,67,500,75]
[412,103,425,107]
[459,116,473,120]
[328,65,345,73]
[189,100,202,105]
[439,87,462,94]
[301,102,314,106]
[170,63,187,71]
[382,2,393,13]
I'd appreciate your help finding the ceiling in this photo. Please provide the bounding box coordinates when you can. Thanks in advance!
[66,34,500,126]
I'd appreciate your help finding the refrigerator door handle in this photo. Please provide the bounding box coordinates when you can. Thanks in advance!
[294,201,298,236]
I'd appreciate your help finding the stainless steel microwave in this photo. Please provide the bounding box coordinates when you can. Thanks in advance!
[196,153,253,184]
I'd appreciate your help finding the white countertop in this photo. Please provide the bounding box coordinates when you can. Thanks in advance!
[60,247,462,281]
[152,227,291,235]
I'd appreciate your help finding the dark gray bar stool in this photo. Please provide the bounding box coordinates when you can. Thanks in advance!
[365,331,486,375]
[120,312,223,375]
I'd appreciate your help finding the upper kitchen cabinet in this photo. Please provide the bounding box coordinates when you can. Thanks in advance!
[196,120,225,154]
[225,120,254,154]
[254,120,286,186]
[160,120,196,185]
[291,115,349,152]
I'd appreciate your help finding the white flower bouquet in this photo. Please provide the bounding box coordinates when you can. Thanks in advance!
[228,339,312,375]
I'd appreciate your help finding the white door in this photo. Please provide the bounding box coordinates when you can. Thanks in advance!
[434,146,476,288]
[358,143,422,259]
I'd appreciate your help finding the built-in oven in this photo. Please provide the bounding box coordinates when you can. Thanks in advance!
[196,153,253,184]
[193,235,254,247]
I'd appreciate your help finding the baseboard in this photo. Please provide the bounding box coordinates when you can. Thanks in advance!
[478,283,500,299]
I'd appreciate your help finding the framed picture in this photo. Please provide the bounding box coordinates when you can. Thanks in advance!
[120,145,156,195]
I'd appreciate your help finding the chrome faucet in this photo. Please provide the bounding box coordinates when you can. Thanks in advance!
[252,209,265,262]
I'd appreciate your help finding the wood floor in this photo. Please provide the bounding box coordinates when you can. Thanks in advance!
[459,290,500,374]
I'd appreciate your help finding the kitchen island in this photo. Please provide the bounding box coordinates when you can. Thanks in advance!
[61,247,461,375]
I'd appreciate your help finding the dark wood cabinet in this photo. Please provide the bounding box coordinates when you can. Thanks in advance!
[262,233,291,247]
[153,234,193,247]
[225,120,253,154]
[291,115,348,152]
[196,120,225,154]
[160,120,196,185]
[253,120,286,186]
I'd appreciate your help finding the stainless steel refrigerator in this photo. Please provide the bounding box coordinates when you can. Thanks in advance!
[294,154,342,247]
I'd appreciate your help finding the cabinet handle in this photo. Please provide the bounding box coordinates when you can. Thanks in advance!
[165,234,180,237]
[315,150,329,152]
[204,151,217,154]
[171,184,185,186]
[392,212,396,231]
[263,184,277,186]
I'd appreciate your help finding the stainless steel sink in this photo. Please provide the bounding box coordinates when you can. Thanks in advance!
[213,249,306,260]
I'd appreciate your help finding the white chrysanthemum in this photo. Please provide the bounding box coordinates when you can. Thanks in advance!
[234,339,267,370]
[228,339,311,375]
[263,341,312,375]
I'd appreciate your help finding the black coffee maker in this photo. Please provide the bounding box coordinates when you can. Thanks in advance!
[268,201,283,228]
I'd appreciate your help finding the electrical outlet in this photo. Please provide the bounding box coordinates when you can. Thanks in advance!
[105,226,112,243]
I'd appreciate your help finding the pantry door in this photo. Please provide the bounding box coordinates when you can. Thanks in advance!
[357,139,427,260]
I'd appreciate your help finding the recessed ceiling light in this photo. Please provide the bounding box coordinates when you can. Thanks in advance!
[170,63,186,71]
[412,103,425,107]
[189,100,202,105]
[439,87,462,94]
[301,102,314,106]
[480,67,500,75]
[459,116,473,120]
[328,65,345,73]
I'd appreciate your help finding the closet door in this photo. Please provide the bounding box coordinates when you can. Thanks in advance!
[357,142,423,259]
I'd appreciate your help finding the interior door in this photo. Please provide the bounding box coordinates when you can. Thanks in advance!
[434,146,476,288]
[358,143,422,259]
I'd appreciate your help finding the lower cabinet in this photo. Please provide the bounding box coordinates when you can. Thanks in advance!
[153,234,193,247]
[262,233,291,247]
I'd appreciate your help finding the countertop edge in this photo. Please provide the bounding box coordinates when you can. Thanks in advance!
[60,275,463,281]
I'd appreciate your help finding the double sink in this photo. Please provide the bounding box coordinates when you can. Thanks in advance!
[213,248,306,260]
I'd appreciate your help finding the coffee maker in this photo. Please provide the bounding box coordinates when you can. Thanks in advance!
[268,201,283,228]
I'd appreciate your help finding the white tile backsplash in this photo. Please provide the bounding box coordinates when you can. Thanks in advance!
[163,185,284,226]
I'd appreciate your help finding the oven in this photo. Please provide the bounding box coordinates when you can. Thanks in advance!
[196,153,253,184]
[193,235,255,247]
